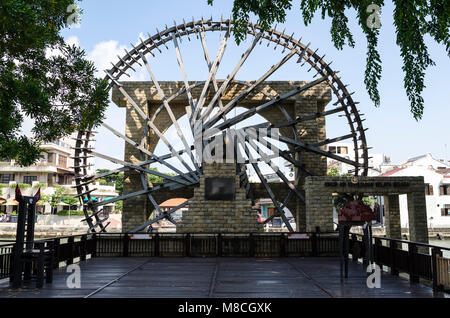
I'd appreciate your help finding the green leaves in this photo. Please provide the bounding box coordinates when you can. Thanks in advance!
[0,0,109,166]
[208,0,450,120]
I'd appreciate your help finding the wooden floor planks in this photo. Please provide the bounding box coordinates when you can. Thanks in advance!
[0,257,448,298]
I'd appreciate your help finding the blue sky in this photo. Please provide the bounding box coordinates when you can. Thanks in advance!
[58,0,450,170]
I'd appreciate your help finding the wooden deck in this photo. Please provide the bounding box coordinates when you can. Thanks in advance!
[0,257,448,298]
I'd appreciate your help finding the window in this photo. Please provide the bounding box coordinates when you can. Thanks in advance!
[58,155,67,168]
[329,146,337,154]
[1,174,14,184]
[425,184,434,195]
[48,153,55,163]
[439,184,450,196]
[23,176,37,185]
[442,205,450,216]
[338,146,348,154]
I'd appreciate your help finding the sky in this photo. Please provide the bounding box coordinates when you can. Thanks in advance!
[46,0,450,172]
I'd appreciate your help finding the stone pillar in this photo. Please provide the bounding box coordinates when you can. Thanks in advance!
[295,99,328,232]
[407,191,429,244]
[305,177,334,232]
[122,94,149,232]
[178,162,262,233]
[384,195,401,239]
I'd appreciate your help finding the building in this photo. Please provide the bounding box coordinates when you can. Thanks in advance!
[0,133,117,215]
[380,153,450,229]
[254,198,294,229]
[325,142,391,176]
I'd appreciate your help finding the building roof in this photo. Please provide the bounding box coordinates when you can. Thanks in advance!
[380,167,406,176]
[436,168,450,175]
[160,198,188,208]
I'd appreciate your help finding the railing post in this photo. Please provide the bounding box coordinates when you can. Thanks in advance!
[389,240,399,276]
[53,238,61,269]
[280,233,286,257]
[432,247,443,291]
[351,234,358,262]
[311,232,318,257]
[123,233,129,257]
[249,233,255,257]
[154,233,160,257]
[374,238,382,266]
[185,233,191,257]
[91,234,97,258]
[80,235,87,261]
[217,233,222,257]
[67,237,74,265]
[408,243,419,284]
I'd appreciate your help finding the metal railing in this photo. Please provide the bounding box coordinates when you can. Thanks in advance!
[348,233,450,291]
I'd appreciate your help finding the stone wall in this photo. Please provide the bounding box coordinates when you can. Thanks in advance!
[112,81,331,232]
[177,162,262,233]
[304,176,429,243]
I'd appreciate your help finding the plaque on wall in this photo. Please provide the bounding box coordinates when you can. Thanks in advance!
[205,178,235,200]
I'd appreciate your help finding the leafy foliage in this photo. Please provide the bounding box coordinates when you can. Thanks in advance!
[41,185,68,214]
[208,0,450,119]
[0,0,109,166]
[96,169,124,195]
[62,195,80,207]
[57,210,84,216]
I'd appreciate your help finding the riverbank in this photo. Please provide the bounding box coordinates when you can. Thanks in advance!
[0,214,122,237]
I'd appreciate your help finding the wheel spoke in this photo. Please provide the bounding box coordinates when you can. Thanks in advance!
[208,76,328,132]
[128,200,188,233]
[109,71,199,181]
[199,32,263,123]
[241,135,294,232]
[137,50,200,175]
[277,135,361,167]
[203,46,301,131]
[91,150,195,185]
[190,29,230,124]
[245,129,305,203]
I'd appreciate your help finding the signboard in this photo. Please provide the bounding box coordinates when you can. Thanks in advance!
[130,234,153,240]
[205,178,235,201]
[288,233,310,239]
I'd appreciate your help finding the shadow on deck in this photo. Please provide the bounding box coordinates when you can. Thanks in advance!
[0,257,448,298]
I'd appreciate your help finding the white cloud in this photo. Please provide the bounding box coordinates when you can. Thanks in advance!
[87,40,127,78]
[66,36,80,47]
[86,39,148,80]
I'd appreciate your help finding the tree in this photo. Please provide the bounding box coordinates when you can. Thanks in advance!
[42,185,67,214]
[0,0,109,166]
[207,0,449,120]
[96,169,124,195]
[62,195,80,216]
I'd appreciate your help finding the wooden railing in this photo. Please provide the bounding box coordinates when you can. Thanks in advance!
[94,232,339,258]
[1,232,449,293]
[437,255,450,288]
[348,233,450,291]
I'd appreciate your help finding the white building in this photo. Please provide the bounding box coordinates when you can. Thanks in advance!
[0,133,116,214]
[380,153,450,229]
[326,142,391,176]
